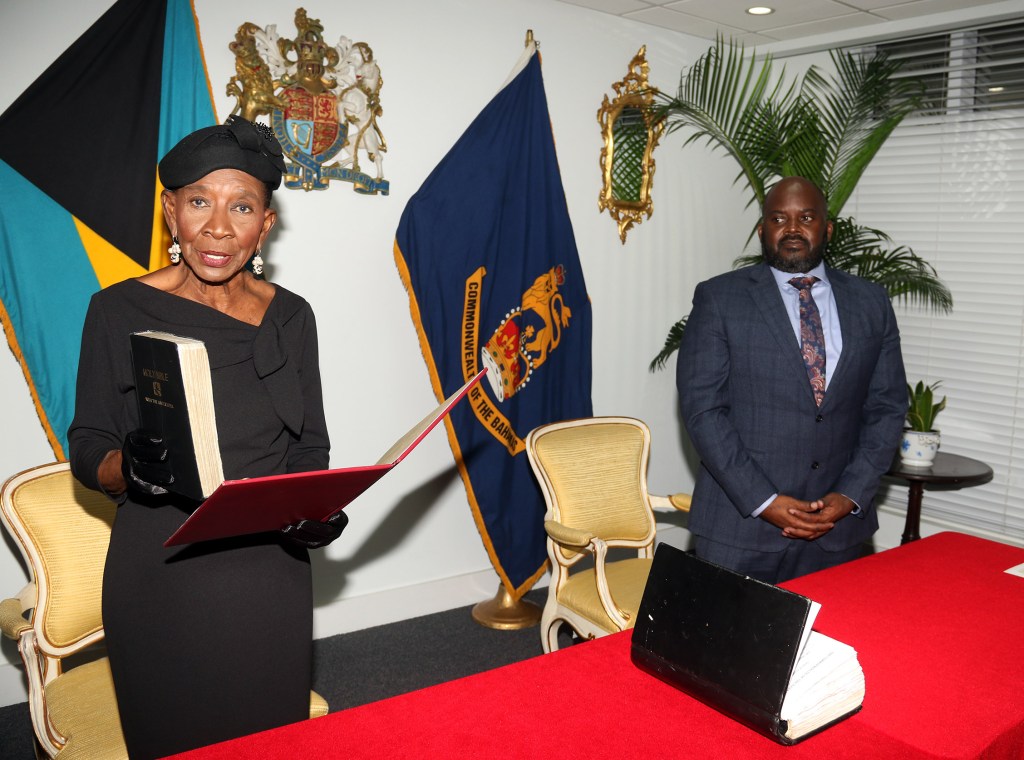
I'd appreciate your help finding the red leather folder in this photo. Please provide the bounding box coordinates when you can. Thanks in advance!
[164,370,486,547]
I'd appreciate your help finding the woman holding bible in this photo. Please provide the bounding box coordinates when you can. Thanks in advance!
[68,116,344,759]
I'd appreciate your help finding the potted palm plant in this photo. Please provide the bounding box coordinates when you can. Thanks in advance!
[648,37,952,371]
[901,381,946,466]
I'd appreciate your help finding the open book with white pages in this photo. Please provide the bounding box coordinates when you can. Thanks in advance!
[164,370,486,547]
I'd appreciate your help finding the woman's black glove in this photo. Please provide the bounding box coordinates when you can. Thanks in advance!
[280,509,349,549]
[121,430,174,497]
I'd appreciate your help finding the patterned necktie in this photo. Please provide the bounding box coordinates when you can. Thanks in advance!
[789,276,826,406]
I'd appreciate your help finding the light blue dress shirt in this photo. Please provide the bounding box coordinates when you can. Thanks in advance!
[770,262,842,389]
[752,263,859,518]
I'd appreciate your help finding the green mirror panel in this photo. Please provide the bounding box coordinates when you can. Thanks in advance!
[611,107,647,203]
[598,47,663,243]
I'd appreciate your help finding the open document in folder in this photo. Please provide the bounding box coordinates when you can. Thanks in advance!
[164,370,486,547]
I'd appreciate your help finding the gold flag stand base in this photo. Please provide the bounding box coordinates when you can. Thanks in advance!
[471,584,542,630]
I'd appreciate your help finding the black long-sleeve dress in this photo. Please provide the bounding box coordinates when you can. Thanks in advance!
[68,279,330,759]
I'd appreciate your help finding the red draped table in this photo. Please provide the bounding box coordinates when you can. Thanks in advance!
[172,532,1024,759]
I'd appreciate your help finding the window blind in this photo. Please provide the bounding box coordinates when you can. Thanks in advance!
[846,20,1024,543]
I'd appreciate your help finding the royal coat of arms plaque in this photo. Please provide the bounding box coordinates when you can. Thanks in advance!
[226,8,388,194]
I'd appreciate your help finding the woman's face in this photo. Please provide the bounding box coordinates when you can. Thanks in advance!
[161,168,276,284]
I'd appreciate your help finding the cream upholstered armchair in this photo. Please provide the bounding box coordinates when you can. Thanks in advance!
[0,462,328,759]
[525,417,691,653]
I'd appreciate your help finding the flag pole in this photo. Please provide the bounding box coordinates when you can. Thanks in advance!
[470,29,547,632]
[472,583,542,630]
[396,23,587,629]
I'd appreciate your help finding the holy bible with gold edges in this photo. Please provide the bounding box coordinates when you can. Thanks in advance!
[630,544,864,745]
[130,330,224,502]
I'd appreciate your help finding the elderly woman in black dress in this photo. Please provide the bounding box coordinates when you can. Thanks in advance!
[68,117,344,759]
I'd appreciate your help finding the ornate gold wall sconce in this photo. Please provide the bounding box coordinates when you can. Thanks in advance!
[597,47,663,243]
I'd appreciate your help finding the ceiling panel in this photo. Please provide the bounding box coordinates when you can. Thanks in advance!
[663,0,856,31]
[555,0,651,13]
[553,0,1023,44]
[873,0,1003,21]
[622,6,749,36]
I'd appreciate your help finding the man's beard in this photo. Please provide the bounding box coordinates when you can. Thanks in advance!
[762,234,827,273]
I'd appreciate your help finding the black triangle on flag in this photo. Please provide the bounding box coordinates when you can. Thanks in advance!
[0,0,167,268]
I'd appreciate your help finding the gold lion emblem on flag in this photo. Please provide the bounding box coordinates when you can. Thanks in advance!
[462,265,574,456]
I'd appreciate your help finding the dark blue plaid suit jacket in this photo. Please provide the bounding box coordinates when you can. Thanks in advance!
[677,262,907,554]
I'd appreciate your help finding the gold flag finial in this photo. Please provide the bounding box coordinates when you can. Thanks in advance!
[525,29,536,48]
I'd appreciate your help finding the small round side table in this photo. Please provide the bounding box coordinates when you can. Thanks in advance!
[885,451,993,544]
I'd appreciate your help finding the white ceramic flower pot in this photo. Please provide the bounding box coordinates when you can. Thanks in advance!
[900,429,940,467]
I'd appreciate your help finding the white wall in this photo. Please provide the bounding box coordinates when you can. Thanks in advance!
[0,0,744,706]
[2,0,1014,707]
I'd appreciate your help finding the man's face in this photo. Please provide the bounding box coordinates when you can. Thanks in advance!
[758,180,833,273]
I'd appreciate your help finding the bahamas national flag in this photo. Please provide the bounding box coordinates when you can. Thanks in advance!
[0,0,215,459]
[394,44,593,599]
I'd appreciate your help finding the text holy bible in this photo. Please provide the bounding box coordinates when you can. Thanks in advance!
[630,544,864,744]
[130,331,224,501]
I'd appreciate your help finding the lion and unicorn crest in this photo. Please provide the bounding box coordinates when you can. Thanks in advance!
[226,7,389,194]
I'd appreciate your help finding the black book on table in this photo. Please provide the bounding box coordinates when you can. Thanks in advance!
[630,543,864,745]
[129,331,224,502]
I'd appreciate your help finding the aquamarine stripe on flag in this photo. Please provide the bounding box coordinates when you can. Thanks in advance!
[160,0,217,157]
[0,0,215,459]
[0,160,99,456]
